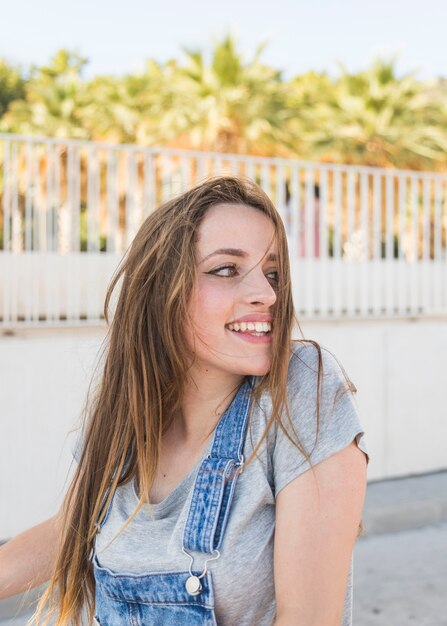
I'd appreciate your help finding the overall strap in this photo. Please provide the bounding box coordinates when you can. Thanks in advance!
[183,377,254,555]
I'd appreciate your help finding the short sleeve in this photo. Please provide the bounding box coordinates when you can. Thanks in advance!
[273,343,369,497]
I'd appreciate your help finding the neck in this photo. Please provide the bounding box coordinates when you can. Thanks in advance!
[175,367,246,443]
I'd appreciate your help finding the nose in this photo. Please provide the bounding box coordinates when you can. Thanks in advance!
[241,269,277,308]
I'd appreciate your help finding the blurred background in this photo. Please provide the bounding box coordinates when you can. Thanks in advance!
[1,1,446,624]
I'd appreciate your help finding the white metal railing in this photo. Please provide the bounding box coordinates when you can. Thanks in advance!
[1,133,446,327]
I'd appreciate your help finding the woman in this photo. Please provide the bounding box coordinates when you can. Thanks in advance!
[0,176,368,625]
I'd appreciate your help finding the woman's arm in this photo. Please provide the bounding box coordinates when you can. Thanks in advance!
[273,440,367,626]
[0,511,62,600]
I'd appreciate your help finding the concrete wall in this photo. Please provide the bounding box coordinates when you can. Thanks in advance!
[1,317,446,539]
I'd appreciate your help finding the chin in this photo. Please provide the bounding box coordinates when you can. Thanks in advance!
[242,358,272,378]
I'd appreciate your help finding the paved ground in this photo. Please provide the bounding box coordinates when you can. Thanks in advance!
[1,471,446,625]
[353,522,447,626]
[362,471,447,536]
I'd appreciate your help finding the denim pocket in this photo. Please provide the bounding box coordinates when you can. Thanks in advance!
[94,561,217,625]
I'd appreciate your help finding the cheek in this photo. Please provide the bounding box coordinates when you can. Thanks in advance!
[188,282,233,338]
[197,280,233,315]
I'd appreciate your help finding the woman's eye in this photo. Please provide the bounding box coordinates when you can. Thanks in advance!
[206,266,279,282]
[266,271,279,284]
[207,265,238,277]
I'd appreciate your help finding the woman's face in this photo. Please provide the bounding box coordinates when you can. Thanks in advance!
[186,203,279,379]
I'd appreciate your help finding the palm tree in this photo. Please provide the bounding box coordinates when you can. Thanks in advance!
[1,50,89,139]
[300,58,447,170]
[282,70,336,159]
[161,35,294,155]
[0,59,25,118]
[82,59,176,145]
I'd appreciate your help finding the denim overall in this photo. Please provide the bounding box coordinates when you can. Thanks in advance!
[93,378,254,625]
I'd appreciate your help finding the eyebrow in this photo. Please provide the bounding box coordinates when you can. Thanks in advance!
[199,248,278,264]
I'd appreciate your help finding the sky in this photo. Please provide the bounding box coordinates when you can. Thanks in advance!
[2,0,446,81]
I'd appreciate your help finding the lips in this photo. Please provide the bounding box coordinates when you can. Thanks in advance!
[225,324,273,343]
[226,314,273,325]
[224,318,273,347]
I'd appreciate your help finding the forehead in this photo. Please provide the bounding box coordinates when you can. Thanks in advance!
[196,203,277,254]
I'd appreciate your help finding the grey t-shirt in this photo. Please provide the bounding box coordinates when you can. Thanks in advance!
[77,342,369,625]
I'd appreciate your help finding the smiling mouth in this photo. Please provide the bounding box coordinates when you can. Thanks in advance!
[225,321,272,336]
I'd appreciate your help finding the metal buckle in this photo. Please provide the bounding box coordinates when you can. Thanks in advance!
[181,546,221,596]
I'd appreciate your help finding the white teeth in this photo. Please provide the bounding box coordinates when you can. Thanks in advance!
[227,321,272,333]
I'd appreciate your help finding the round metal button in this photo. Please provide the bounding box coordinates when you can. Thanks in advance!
[185,575,202,596]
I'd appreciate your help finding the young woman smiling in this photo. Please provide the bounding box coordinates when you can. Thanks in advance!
[0,177,369,626]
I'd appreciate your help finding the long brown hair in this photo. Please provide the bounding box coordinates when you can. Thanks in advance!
[35,176,360,625]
